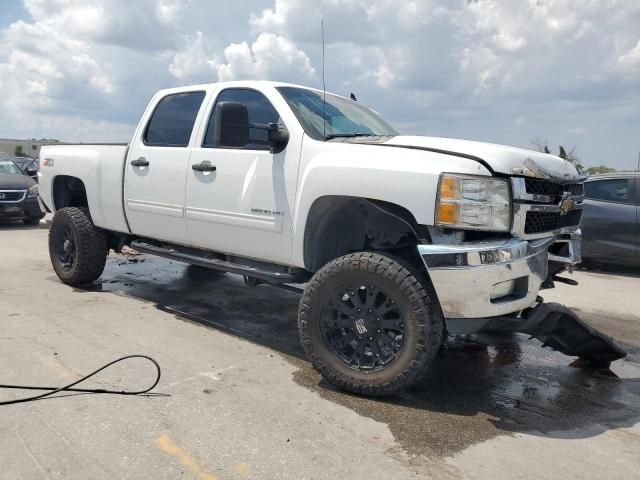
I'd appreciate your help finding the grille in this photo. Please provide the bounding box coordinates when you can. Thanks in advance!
[524,178,584,198]
[0,190,25,202]
[524,209,582,234]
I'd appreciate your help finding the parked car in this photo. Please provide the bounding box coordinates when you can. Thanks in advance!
[0,158,45,225]
[12,156,39,181]
[581,172,639,266]
[38,81,621,396]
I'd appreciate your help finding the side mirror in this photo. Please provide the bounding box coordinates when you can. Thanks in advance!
[214,101,249,147]
[268,123,289,154]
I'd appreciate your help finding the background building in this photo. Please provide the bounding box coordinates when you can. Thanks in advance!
[0,138,60,158]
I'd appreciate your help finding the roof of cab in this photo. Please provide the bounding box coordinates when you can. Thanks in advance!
[150,80,358,103]
[586,171,639,181]
[156,80,325,96]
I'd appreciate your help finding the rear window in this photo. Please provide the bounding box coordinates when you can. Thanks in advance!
[144,91,206,147]
[585,179,629,203]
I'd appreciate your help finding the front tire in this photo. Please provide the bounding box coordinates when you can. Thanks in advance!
[49,207,108,286]
[298,252,443,397]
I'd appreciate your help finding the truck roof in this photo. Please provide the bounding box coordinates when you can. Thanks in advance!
[586,171,639,181]
[155,80,334,98]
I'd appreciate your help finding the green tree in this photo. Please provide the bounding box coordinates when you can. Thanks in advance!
[14,145,24,157]
[530,138,583,173]
[586,165,616,175]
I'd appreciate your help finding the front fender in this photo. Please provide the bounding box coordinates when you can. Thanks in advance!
[290,141,490,266]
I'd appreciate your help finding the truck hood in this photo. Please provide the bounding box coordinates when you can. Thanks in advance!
[383,136,581,182]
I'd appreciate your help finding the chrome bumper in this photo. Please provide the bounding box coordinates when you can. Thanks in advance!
[548,229,582,267]
[418,231,581,320]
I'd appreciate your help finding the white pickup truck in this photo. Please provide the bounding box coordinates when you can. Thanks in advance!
[39,81,624,396]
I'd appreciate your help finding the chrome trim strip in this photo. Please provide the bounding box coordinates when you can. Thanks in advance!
[0,189,27,203]
[417,237,554,267]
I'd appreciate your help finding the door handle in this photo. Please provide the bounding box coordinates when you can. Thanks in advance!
[131,157,149,167]
[192,161,217,172]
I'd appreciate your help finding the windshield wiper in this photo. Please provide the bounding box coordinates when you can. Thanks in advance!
[324,133,377,140]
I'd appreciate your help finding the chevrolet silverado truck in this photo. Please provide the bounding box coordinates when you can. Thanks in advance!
[38,81,624,396]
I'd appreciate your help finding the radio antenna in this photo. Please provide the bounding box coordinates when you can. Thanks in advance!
[321,20,327,140]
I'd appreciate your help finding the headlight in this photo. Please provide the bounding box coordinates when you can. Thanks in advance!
[27,184,39,198]
[435,174,510,231]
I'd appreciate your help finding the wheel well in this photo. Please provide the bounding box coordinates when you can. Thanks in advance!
[303,196,428,272]
[52,176,88,210]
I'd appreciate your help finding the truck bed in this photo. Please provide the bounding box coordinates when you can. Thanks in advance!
[39,143,130,233]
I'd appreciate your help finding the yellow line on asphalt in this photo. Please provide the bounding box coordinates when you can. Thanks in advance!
[232,462,251,477]
[154,434,219,480]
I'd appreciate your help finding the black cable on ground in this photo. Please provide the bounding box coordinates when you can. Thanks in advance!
[0,355,161,406]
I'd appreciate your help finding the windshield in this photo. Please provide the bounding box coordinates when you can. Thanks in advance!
[0,160,21,175]
[277,87,399,141]
[13,157,36,170]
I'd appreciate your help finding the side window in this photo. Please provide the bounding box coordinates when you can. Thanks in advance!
[203,89,280,150]
[144,91,206,147]
[585,179,629,203]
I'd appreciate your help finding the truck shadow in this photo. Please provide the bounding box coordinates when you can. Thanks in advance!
[74,252,640,457]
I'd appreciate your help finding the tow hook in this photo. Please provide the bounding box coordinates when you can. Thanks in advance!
[551,275,579,286]
[541,274,580,289]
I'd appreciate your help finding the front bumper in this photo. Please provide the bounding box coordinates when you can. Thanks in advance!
[0,197,45,220]
[418,231,581,323]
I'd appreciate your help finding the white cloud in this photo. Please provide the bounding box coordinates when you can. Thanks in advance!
[216,33,316,83]
[169,31,219,83]
[22,0,185,51]
[618,40,640,72]
[0,0,638,168]
[167,31,316,85]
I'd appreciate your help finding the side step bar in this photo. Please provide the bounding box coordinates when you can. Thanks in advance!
[129,240,310,285]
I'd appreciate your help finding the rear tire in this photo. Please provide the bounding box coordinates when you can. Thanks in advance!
[23,217,41,226]
[298,252,443,397]
[49,207,108,286]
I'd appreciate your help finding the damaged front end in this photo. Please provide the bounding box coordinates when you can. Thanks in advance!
[481,302,626,368]
[418,169,626,368]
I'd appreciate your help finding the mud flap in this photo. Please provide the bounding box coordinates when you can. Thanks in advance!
[516,302,626,368]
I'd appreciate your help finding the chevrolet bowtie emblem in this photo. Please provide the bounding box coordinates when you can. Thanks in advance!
[559,193,575,215]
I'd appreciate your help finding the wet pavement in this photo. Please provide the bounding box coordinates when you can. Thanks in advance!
[86,250,640,458]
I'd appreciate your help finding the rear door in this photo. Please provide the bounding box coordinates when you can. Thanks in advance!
[124,90,207,245]
[582,177,636,260]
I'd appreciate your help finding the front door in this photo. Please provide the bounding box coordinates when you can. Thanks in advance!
[582,177,637,260]
[125,90,206,245]
[185,88,298,265]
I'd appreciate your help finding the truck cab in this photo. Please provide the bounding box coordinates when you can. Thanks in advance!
[38,81,623,397]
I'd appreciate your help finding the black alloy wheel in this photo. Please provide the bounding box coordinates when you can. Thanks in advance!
[320,283,406,371]
[52,224,77,270]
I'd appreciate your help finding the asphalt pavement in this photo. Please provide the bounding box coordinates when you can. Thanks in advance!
[1,218,639,479]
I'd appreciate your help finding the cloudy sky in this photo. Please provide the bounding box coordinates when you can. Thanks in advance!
[0,0,638,169]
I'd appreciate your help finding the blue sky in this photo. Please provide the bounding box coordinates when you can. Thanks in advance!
[1,0,639,170]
